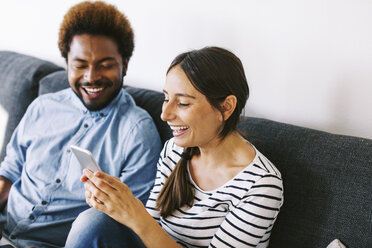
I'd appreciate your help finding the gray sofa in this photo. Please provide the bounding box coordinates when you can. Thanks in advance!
[0,51,371,248]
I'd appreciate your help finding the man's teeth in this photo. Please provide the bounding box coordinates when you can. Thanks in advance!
[171,126,188,131]
[85,87,104,94]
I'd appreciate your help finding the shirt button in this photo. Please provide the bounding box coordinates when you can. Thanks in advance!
[67,149,71,153]
[29,215,35,220]
[56,178,61,183]
[10,235,16,239]
[100,113,104,117]
[84,124,89,128]
[41,201,47,205]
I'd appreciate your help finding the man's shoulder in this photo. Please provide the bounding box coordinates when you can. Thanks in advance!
[25,88,72,114]
[117,90,154,122]
[35,88,72,104]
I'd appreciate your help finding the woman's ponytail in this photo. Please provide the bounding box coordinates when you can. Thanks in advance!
[156,147,199,218]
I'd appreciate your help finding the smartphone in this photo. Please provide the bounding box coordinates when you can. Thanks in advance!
[70,145,101,172]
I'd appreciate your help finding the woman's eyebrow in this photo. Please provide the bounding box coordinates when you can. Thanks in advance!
[163,90,196,99]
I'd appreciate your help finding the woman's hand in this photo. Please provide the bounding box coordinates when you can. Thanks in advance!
[81,169,181,248]
[81,169,147,229]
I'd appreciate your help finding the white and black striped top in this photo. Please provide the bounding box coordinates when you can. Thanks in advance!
[146,138,283,248]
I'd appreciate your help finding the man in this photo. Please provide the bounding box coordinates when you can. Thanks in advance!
[0,1,161,247]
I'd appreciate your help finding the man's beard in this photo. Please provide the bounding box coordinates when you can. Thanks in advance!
[73,79,123,111]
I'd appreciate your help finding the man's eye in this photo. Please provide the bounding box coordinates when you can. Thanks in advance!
[163,99,169,103]
[179,103,190,107]
[101,64,114,69]
[73,65,86,69]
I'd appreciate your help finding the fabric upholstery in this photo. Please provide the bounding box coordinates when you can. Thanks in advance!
[1,50,371,247]
[38,70,69,95]
[238,117,372,248]
[0,51,63,162]
[124,86,172,145]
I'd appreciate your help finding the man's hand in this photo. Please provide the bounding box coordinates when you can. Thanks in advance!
[0,176,12,239]
[0,176,12,211]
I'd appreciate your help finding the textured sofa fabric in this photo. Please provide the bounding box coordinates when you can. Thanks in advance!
[238,118,372,248]
[0,51,371,248]
[0,51,63,162]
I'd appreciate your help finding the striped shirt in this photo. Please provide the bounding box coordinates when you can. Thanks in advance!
[146,138,283,248]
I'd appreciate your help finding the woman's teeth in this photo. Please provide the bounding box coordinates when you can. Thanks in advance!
[171,126,188,131]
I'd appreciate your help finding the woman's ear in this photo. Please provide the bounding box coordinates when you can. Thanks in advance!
[221,95,237,120]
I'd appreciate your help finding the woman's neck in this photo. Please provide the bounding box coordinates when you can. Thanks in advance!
[189,132,256,191]
[195,132,255,170]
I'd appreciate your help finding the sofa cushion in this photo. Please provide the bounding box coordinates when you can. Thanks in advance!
[237,117,372,248]
[124,86,172,145]
[38,70,172,145]
[0,51,63,162]
[38,70,69,95]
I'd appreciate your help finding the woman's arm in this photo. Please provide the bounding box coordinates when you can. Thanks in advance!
[82,169,181,248]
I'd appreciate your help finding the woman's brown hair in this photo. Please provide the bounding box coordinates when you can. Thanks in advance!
[156,47,249,218]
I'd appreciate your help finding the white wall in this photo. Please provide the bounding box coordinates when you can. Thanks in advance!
[1,0,371,139]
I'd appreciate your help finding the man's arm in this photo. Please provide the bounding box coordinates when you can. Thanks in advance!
[0,176,12,211]
[120,117,162,204]
[0,176,12,239]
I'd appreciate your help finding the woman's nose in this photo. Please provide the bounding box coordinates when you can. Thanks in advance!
[161,102,175,121]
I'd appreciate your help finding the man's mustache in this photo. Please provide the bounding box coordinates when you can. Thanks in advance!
[78,80,108,87]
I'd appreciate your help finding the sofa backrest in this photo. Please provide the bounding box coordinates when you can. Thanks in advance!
[238,118,372,248]
[1,51,371,248]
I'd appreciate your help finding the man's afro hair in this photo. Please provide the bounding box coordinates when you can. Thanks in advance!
[58,1,134,61]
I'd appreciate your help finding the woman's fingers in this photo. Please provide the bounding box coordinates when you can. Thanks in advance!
[81,174,89,182]
[82,169,138,221]
[85,188,92,199]
[84,183,107,211]
[84,179,111,205]
[94,170,123,189]
[83,169,126,194]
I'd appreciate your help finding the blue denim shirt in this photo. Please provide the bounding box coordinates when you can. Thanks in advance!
[0,88,162,247]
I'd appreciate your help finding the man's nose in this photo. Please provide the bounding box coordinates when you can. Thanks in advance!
[84,67,101,83]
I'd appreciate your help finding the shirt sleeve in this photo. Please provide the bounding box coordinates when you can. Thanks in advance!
[209,175,284,248]
[119,117,162,205]
[0,100,39,182]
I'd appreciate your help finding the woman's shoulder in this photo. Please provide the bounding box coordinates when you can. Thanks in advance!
[231,145,283,193]
[250,146,282,179]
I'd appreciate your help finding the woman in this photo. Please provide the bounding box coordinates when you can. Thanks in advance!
[66,47,283,248]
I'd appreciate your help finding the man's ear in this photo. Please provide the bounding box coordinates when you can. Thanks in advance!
[221,95,237,121]
[123,59,129,76]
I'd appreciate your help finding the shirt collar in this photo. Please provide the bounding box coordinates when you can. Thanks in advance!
[69,88,125,117]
